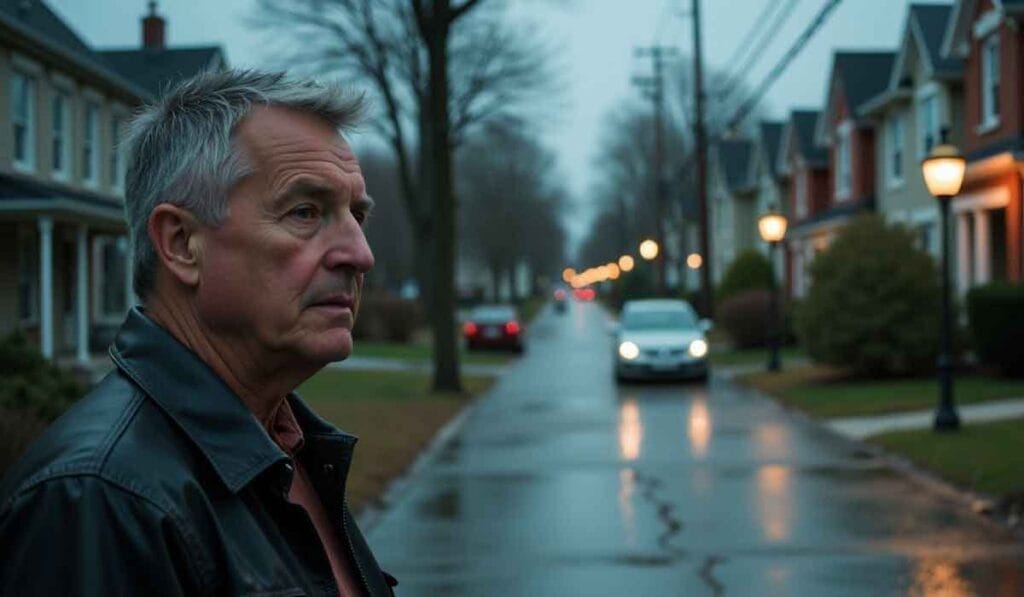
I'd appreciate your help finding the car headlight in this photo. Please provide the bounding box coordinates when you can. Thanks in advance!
[688,339,708,358]
[618,341,640,360]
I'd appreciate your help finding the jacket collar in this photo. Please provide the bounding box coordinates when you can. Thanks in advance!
[109,307,355,493]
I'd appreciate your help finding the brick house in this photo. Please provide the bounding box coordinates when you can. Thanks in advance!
[860,4,964,259]
[777,110,830,299]
[0,0,223,362]
[942,0,1024,292]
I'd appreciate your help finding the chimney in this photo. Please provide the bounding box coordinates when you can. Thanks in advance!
[142,1,165,50]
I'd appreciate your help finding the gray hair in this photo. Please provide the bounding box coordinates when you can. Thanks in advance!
[122,68,366,300]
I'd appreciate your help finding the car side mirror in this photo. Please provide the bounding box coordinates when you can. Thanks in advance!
[699,319,713,333]
[607,321,620,336]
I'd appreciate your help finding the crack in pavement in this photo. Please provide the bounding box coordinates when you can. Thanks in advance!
[633,470,687,559]
[698,555,727,596]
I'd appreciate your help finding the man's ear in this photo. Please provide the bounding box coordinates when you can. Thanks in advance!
[147,204,205,288]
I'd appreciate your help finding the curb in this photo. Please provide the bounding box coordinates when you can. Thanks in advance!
[727,374,1024,542]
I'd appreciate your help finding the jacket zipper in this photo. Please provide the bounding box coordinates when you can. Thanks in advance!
[341,498,372,596]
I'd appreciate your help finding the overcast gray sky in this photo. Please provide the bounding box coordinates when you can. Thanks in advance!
[51,0,934,243]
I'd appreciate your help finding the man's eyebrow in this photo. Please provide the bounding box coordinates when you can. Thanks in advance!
[272,179,335,210]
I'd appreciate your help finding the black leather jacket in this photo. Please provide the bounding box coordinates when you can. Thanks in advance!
[0,308,395,596]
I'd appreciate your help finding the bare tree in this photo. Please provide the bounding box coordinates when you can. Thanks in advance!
[254,0,551,391]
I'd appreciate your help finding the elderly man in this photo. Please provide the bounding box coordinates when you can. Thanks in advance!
[0,70,395,596]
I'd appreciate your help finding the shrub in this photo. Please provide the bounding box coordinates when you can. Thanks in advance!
[717,289,773,348]
[794,215,941,377]
[0,332,84,422]
[354,292,423,342]
[717,249,774,305]
[967,283,1024,376]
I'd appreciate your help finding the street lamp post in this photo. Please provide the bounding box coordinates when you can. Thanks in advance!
[758,207,788,372]
[921,136,966,432]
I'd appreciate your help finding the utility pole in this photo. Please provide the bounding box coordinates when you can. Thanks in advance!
[692,0,712,317]
[634,45,677,296]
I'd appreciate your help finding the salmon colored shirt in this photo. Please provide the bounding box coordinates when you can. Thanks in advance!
[268,400,363,597]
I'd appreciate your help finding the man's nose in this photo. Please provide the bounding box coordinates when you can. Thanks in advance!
[323,214,375,274]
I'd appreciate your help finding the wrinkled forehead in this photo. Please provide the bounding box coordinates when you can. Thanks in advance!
[235,105,357,169]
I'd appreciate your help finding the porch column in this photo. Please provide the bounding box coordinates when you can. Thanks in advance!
[76,225,89,364]
[974,209,991,285]
[38,216,54,359]
[957,212,971,294]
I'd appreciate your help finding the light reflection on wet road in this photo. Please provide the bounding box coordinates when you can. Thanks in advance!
[366,302,1024,595]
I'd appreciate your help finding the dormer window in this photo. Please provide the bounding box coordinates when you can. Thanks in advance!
[981,33,1000,128]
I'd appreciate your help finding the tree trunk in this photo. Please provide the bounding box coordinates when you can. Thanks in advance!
[423,2,462,393]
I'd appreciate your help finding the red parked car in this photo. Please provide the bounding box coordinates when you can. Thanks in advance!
[464,304,524,353]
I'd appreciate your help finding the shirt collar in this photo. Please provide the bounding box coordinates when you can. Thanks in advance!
[109,307,355,493]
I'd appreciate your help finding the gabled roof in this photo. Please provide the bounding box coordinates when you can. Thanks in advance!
[817,51,896,142]
[0,0,151,100]
[98,46,225,97]
[912,4,962,78]
[756,121,784,178]
[715,139,755,195]
[789,110,829,167]
[943,0,1024,59]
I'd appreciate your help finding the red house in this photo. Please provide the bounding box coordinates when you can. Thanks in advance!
[942,0,1024,291]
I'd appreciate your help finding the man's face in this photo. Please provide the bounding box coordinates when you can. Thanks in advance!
[194,106,374,367]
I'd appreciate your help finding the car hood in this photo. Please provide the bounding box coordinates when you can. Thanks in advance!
[619,329,704,348]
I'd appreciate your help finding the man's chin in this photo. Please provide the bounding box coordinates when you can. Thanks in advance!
[299,330,353,364]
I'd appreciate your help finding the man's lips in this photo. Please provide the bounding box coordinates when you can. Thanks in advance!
[308,295,355,310]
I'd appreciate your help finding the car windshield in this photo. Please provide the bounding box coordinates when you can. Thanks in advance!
[471,306,516,323]
[621,308,696,331]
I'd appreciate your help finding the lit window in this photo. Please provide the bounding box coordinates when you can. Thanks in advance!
[10,71,36,170]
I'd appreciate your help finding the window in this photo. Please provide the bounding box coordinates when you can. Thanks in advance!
[109,115,125,191]
[918,94,939,157]
[82,102,100,185]
[93,236,128,320]
[795,172,808,218]
[887,115,904,185]
[835,125,852,200]
[981,34,1000,127]
[18,227,38,323]
[51,91,71,178]
[10,71,36,170]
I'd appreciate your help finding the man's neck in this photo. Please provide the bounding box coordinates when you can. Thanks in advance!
[144,296,312,427]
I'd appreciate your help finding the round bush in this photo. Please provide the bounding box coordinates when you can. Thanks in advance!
[794,215,940,377]
[717,289,772,349]
[717,249,774,305]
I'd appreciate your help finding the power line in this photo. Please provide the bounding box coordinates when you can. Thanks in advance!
[726,0,843,131]
[719,0,784,78]
[717,0,802,100]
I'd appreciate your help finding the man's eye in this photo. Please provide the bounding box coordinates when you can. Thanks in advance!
[289,205,319,221]
[353,209,368,225]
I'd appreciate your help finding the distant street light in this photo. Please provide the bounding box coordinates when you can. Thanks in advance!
[562,268,576,283]
[687,253,703,269]
[639,239,659,260]
[607,263,621,280]
[922,133,966,432]
[618,255,635,273]
[758,206,788,372]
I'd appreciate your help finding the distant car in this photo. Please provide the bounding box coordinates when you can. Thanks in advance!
[613,299,710,382]
[573,287,596,302]
[553,287,568,312]
[464,304,524,352]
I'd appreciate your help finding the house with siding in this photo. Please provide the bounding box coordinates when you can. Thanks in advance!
[0,0,223,363]
[941,0,1024,293]
[709,138,756,284]
[777,110,830,299]
[860,4,964,258]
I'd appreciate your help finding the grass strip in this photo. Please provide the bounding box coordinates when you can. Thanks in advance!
[871,418,1024,497]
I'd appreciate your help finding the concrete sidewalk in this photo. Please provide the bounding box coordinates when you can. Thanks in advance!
[828,398,1024,439]
[329,356,509,377]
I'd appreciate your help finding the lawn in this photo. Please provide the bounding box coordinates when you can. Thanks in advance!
[352,340,514,366]
[298,369,495,511]
[872,418,1024,497]
[740,365,1024,418]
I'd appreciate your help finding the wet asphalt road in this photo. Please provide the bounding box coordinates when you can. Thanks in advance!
[365,302,1024,596]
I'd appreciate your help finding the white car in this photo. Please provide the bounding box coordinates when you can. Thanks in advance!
[613,299,711,382]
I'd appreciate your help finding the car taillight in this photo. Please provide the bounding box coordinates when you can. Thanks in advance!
[464,322,478,336]
[505,321,520,335]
